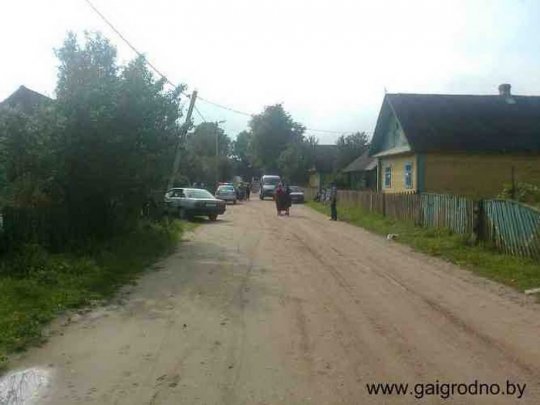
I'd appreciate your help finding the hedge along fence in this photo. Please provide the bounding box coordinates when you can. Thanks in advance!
[0,200,157,252]
[305,187,539,260]
[0,206,71,252]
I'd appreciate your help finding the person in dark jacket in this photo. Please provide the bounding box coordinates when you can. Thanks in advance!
[330,184,338,221]
[275,184,286,215]
[245,183,251,200]
[285,185,292,215]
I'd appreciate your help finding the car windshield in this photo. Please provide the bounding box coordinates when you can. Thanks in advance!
[185,189,214,199]
[262,177,280,185]
[217,186,235,192]
[289,186,302,192]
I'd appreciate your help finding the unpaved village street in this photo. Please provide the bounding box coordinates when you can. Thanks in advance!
[10,200,540,404]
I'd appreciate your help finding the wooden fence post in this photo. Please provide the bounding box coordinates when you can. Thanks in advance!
[472,199,483,245]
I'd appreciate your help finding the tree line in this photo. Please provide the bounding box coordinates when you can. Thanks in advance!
[0,33,184,248]
[0,31,368,249]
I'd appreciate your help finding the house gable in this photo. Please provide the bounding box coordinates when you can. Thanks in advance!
[380,113,410,152]
[0,85,51,114]
[369,98,411,157]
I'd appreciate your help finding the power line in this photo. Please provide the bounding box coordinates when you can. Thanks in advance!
[193,105,207,122]
[305,128,357,135]
[197,96,253,117]
[83,0,181,91]
[82,0,363,135]
[197,97,357,134]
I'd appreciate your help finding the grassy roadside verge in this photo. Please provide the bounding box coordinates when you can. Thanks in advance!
[0,219,193,372]
[307,201,540,292]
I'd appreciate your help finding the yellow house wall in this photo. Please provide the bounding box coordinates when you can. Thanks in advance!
[424,153,540,198]
[379,153,417,193]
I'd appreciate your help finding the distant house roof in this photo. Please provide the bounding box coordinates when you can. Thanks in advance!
[311,144,338,173]
[0,86,51,114]
[370,88,540,155]
[342,150,377,173]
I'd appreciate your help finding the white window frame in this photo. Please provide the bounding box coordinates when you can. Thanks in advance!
[384,166,392,189]
[404,162,413,189]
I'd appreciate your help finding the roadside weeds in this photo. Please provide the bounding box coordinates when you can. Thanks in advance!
[0,219,193,373]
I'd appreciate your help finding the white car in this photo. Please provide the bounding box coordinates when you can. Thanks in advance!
[164,188,226,221]
[215,185,237,204]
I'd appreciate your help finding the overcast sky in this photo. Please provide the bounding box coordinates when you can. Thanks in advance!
[2,0,540,143]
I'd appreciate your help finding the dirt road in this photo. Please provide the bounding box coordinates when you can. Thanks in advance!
[7,200,540,404]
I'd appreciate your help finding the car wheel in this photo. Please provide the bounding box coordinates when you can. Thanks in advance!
[233,200,237,205]
[209,214,218,221]
[178,208,187,220]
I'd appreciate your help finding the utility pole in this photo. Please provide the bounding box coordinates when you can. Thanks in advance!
[511,165,516,200]
[167,90,198,190]
[215,124,219,186]
[214,120,226,188]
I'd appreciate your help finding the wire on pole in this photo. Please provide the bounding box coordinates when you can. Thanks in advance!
[82,0,364,136]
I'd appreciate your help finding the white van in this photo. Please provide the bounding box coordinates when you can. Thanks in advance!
[259,175,281,200]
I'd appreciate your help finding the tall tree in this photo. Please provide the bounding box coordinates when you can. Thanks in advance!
[54,32,184,236]
[181,122,232,186]
[335,131,369,169]
[277,135,318,184]
[231,130,254,181]
[247,104,305,172]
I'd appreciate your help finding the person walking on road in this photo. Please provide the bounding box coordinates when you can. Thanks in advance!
[245,183,251,200]
[275,184,288,216]
[285,184,292,215]
[330,184,338,221]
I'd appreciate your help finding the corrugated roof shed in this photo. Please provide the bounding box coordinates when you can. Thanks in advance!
[342,150,376,173]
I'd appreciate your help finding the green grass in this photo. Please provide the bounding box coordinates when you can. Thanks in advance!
[0,219,188,372]
[308,201,540,292]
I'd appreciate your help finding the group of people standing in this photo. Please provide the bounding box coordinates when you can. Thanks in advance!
[314,184,338,221]
[275,183,338,220]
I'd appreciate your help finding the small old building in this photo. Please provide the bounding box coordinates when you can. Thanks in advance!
[369,84,540,197]
[341,150,377,190]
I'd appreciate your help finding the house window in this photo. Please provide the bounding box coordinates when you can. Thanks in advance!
[404,162,413,189]
[384,166,392,188]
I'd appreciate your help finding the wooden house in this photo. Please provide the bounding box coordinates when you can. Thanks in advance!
[369,84,540,197]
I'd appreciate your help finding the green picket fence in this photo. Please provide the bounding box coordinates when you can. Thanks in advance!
[385,192,422,224]
[482,199,540,259]
[420,193,475,235]
[304,187,539,260]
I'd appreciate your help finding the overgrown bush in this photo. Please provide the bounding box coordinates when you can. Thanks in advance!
[498,182,540,207]
[0,32,185,249]
[0,219,184,363]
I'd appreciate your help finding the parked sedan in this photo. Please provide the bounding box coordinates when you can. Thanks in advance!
[288,186,305,203]
[215,185,237,204]
[164,188,226,221]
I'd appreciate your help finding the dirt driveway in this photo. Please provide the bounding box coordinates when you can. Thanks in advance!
[6,199,540,404]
